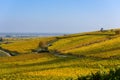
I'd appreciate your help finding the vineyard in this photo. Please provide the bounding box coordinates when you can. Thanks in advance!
[0,53,120,80]
[1,37,56,54]
[0,29,120,80]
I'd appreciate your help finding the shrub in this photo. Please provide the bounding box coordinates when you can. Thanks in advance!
[115,30,120,35]
[77,68,120,80]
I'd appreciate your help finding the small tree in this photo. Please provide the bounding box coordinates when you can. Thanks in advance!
[100,28,104,32]
[38,41,45,48]
[37,41,48,52]
[0,37,3,42]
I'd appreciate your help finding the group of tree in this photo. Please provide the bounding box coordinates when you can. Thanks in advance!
[100,28,120,35]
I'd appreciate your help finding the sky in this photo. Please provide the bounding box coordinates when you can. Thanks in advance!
[0,0,120,33]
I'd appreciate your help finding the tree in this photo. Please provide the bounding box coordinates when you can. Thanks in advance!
[38,41,45,48]
[0,37,3,42]
[100,28,104,32]
[37,41,48,52]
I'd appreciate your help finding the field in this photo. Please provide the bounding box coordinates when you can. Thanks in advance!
[0,53,120,80]
[0,29,120,80]
[1,37,56,54]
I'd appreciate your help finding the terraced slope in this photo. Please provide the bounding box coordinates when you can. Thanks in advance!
[49,30,120,59]
[86,49,120,59]
[49,31,117,52]
[49,35,108,53]
[64,36,120,56]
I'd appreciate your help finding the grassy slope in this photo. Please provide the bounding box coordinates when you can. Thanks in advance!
[49,35,108,53]
[64,37,120,55]
[49,30,120,58]
[1,37,56,54]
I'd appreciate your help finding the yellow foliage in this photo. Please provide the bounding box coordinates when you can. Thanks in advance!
[65,37,120,56]
[49,35,108,53]
[1,37,55,54]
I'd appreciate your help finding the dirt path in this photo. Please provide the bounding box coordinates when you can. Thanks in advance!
[0,49,12,57]
[54,54,68,57]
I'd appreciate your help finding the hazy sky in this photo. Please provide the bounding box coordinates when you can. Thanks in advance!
[0,0,120,33]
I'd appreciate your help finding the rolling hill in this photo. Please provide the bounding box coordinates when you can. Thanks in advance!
[0,29,120,79]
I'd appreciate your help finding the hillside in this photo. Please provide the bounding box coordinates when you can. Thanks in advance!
[49,29,120,59]
[0,29,120,79]
[0,37,56,54]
